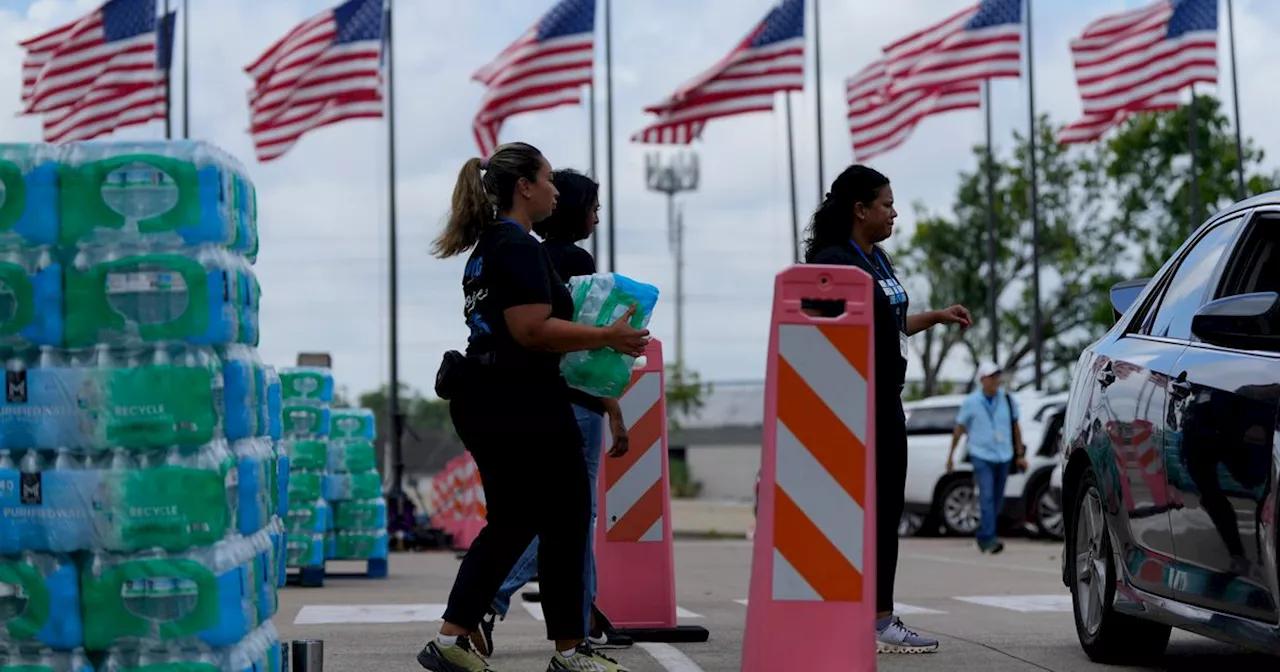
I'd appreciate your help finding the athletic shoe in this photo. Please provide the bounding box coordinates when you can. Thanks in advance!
[546,642,631,671]
[587,629,633,649]
[469,612,497,657]
[417,636,494,672]
[977,539,1005,555]
[876,616,939,654]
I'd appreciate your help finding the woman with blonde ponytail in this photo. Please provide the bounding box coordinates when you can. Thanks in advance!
[419,142,647,672]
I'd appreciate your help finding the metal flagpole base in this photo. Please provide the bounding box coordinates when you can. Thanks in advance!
[291,639,324,672]
[611,625,710,643]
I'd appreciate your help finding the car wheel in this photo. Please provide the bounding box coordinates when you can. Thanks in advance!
[1069,469,1171,663]
[1029,477,1065,540]
[939,477,980,536]
[899,511,924,537]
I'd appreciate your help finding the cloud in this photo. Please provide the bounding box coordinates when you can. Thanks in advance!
[2,0,1276,396]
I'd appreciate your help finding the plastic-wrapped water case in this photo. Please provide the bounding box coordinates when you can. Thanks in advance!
[81,535,260,649]
[65,245,251,349]
[278,366,333,406]
[322,472,381,502]
[235,439,273,537]
[0,345,222,451]
[0,649,93,672]
[0,246,62,350]
[326,529,389,561]
[265,369,282,442]
[222,346,267,442]
[333,498,387,531]
[329,408,374,441]
[0,552,82,650]
[281,406,329,438]
[561,273,660,398]
[0,443,238,555]
[97,621,281,672]
[57,140,253,249]
[286,533,324,569]
[0,143,60,248]
[285,497,330,536]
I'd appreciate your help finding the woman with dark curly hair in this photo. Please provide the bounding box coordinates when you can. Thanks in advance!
[802,164,972,656]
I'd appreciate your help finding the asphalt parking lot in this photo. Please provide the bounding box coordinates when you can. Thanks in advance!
[276,537,1275,671]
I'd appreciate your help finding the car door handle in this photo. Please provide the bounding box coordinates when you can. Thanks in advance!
[1170,373,1191,398]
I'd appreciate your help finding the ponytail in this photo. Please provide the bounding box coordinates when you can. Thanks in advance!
[431,143,546,258]
[432,158,491,258]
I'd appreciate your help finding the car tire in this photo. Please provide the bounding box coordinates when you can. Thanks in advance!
[938,477,980,536]
[1028,476,1065,540]
[1069,468,1171,664]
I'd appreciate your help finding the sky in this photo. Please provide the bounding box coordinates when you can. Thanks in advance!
[2,0,1277,401]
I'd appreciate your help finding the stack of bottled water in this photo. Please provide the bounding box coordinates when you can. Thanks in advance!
[0,140,283,671]
[279,366,333,571]
[324,408,388,562]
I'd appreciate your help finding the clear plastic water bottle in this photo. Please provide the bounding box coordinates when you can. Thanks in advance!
[0,143,60,247]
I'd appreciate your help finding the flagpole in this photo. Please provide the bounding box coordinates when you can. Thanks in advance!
[182,0,190,139]
[785,93,800,264]
[162,0,172,139]
[384,0,405,502]
[812,0,825,196]
[1025,0,1042,390]
[604,0,617,272]
[589,83,599,259]
[1226,0,1245,199]
[984,80,999,365]
[1188,83,1201,229]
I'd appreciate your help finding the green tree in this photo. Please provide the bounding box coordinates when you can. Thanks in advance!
[894,114,1119,392]
[664,363,710,432]
[355,383,454,439]
[1105,93,1280,275]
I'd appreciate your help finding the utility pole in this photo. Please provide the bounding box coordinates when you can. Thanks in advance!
[645,151,699,372]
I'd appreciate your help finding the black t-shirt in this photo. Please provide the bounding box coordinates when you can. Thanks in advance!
[542,238,607,416]
[803,242,910,395]
[462,220,575,383]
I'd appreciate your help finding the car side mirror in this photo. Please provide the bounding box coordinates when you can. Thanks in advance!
[1190,292,1280,351]
[1109,278,1150,324]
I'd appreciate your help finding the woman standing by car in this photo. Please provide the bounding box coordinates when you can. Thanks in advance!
[802,164,972,655]
[418,142,645,672]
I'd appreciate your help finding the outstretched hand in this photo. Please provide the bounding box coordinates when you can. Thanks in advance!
[936,304,973,330]
[604,304,649,357]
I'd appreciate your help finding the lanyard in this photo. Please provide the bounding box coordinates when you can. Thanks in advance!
[850,243,893,281]
[982,393,1000,425]
[497,217,528,233]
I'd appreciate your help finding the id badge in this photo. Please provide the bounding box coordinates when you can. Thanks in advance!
[899,331,908,361]
[995,431,1005,444]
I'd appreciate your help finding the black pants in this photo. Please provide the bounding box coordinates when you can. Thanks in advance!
[875,395,908,615]
[442,374,592,641]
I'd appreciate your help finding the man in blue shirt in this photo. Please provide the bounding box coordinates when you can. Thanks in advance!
[947,362,1026,554]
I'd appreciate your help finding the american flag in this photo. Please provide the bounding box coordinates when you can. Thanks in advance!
[245,0,386,163]
[882,0,1023,99]
[631,0,805,145]
[471,0,596,157]
[846,57,980,161]
[19,0,172,143]
[1058,0,1217,145]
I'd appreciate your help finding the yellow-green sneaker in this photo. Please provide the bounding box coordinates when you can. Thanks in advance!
[417,636,494,672]
[546,643,631,671]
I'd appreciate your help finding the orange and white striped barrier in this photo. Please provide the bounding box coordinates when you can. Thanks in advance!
[595,339,708,642]
[424,455,487,551]
[742,265,878,672]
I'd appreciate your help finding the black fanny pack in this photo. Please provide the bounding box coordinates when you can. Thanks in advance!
[435,350,506,400]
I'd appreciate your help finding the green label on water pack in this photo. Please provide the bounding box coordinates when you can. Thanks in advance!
[99,464,234,553]
[287,473,321,503]
[101,366,217,448]
[287,440,326,471]
[82,558,219,649]
[329,442,375,473]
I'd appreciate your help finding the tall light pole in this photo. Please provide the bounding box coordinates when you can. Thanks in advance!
[645,151,699,372]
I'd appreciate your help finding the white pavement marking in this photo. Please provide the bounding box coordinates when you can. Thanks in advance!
[954,594,1072,612]
[639,643,706,672]
[675,607,703,619]
[733,598,943,614]
[904,553,1061,575]
[293,604,447,624]
[521,602,545,621]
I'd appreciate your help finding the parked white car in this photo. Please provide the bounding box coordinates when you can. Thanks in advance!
[898,391,1069,539]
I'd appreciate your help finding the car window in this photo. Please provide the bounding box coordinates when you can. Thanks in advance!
[1146,215,1246,340]
[1216,214,1280,298]
[905,405,959,435]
